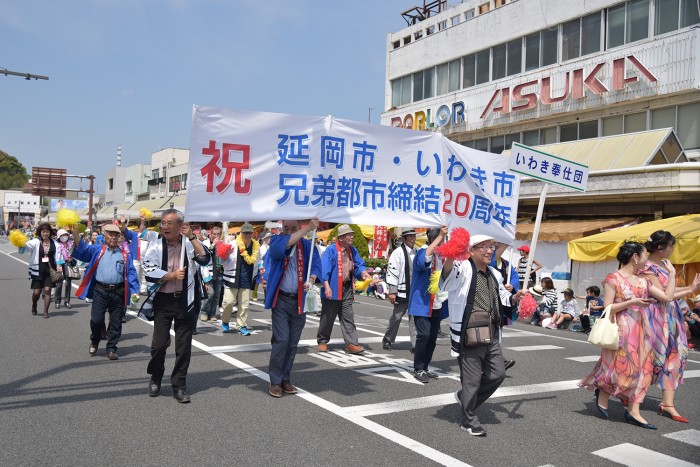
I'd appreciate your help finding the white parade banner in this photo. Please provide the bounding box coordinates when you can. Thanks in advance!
[186,106,520,242]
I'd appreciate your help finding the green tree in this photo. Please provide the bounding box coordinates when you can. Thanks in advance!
[0,150,30,189]
[327,224,369,259]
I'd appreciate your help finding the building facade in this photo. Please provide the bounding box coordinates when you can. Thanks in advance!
[105,163,151,206]
[1,190,41,230]
[382,0,700,163]
[148,148,189,200]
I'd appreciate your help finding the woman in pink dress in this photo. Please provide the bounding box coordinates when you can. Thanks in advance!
[579,241,676,430]
[642,230,700,423]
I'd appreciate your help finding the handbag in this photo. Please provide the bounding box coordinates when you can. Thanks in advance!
[49,267,64,284]
[464,310,493,348]
[587,305,619,350]
[66,264,82,280]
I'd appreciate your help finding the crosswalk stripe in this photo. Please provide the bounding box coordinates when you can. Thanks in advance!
[592,443,698,467]
[663,429,700,447]
[566,355,600,362]
[505,345,564,351]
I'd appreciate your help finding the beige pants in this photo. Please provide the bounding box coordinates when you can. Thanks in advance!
[222,287,250,328]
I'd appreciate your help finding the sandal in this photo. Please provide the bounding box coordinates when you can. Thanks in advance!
[43,311,49,319]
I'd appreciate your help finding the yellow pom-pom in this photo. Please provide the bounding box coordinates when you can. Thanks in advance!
[354,277,372,291]
[428,270,441,295]
[139,207,153,219]
[56,208,80,228]
[9,229,28,248]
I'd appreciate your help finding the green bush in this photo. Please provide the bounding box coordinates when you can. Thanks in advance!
[77,224,87,234]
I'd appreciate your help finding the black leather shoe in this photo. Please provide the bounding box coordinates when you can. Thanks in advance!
[106,351,118,360]
[173,388,191,403]
[594,388,609,420]
[382,339,392,350]
[89,343,98,356]
[148,379,161,397]
[504,360,516,370]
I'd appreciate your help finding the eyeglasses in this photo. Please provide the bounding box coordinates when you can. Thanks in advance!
[475,245,496,251]
[160,222,180,227]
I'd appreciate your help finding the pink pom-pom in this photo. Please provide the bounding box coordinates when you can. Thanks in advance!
[216,242,232,261]
[517,293,538,320]
[435,227,471,261]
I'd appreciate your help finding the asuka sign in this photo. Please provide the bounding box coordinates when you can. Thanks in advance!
[481,55,657,118]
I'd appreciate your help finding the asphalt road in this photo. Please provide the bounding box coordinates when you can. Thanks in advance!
[1,237,698,466]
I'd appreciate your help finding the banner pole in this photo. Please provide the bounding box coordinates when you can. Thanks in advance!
[306,229,317,283]
[523,184,548,288]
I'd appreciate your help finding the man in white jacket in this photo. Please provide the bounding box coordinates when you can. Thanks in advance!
[441,234,523,437]
[382,228,418,351]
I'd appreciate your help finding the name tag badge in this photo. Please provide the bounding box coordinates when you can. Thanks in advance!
[42,257,49,263]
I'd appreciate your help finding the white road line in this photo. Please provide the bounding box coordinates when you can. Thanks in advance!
[305,314,387,337]
[507,326,594,345]
[344,379,581,417]
[684,369,700,378]
[566,355,601,362]
[592,443,698,467]
[207,336,412,354]
[505,345,565,351]
[0,248,470,467]
[663,429,700,447]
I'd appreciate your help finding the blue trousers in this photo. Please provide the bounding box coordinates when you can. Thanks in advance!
[269,294,306,385]
[413,313,441,371]
[90,285,125,353]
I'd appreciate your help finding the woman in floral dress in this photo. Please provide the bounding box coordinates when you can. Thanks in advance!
[579,242,676,429]
[642,230,700,423]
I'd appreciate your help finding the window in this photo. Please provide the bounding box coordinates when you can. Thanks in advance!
[505,133,520,150]
[436,63,449,95]
[602,116,623,136]
[495,0,506,6]
[479,2,490,14]
[562,19,581,61]
[473,138,489,151]
[609,0,649,48]
[523,130,539,146]
[412,72,423,102]
[624,112,647,133]
[677,102,700,149]
[492,44,507,80]
[414,30,424,40]
[451,15,461,26]
[403,36,411,46]
[656,0,700,34]
[426,25,435,35]
[438,20,447,31]
[525,33,540,71]
[579,120,599,140]
[476,50,490,84]
[391,79,401,107]
[652,107,676,130]
[108,178,114,190]
[541,127,557,144]
[626,0,649,43]
[126,181,132,193]
[465,9,475,20]
[490,136,505,154]
[560,123,578,142]
[581,12,601,56]
[162,165,167,181]
[541,28,558,66]
[463,54,476,88]
[506,39,522,76]
[401,75,411,105]
[392,40,400,49]
[152,168,159,179]
[448,59,461,92]
[424,68,435,99]
[181,174,188,190]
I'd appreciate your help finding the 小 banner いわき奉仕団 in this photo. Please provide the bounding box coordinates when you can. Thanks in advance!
[185,106,520,242]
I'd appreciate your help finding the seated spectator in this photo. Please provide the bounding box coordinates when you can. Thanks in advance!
[529,277,557,326]
[548,288,580,329]
[371,267,388,300]
[578,285,604,334]
[683,295,700,349]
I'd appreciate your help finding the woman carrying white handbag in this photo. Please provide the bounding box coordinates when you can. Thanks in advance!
[578,241,677,430]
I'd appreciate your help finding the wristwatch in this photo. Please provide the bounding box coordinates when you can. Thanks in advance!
[188,235,197,241]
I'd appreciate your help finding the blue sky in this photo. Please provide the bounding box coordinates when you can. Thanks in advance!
[0,0,411,193]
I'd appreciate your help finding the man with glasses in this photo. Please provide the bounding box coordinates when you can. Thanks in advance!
[141,209,210,403]
[220,222,260,335]
[317,224,371,354]
[383,228,419,351]
[441,234,523,436]
[71,223,140,360]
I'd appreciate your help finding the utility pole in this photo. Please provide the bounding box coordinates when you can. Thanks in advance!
[1,68,49,81]
[368,106,373,123]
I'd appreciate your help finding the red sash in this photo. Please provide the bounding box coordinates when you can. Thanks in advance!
[336,246,353,300]
[273,243,305,314]
[76,245,107,298]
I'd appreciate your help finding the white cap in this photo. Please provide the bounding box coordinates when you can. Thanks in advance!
[469,234,495,247]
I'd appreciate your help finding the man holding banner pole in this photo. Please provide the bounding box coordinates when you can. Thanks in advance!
[317,224,371,354]
[265,218,321,398]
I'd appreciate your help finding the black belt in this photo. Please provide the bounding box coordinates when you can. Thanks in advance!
[158,291,182,298]
[278,290,298,299]
[95,281,124,291]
